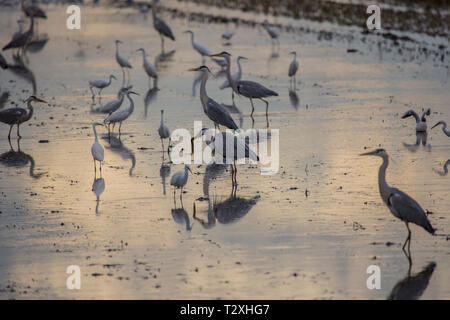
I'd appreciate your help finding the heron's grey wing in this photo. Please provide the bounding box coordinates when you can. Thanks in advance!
[207,98,238,130]
[388,189,435,234]
[237,80,278,98]
[0,108,26,124]
[155,18,175,40]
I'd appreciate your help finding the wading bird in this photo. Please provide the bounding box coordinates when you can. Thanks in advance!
[2,16,34,58]
[221,32,234,42]
[89,74,116,98]
[263,19,280,46]
[431,120,450,137]
[184,30,211,61]
[288,51,299,86]
[104,90,138,136]
[91,122,104,176]
[401,108,431,132]
[97,87,128,114]
[0,95,46,140]
[220,56,247,101]
[211,51,278,117]
[152,0,175,51]
[158,109,171,154]
[360,149,435,254]
[136,48,158,86]
[115,40,132,84]
[188,66,238,130]
[170,164,192,201]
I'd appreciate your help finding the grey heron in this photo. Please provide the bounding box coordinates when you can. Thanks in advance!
[92,177,105,214]
[152,0,175,51]
[170,164,192,202]
[211,51,278,117]
[431,120,450,137]
[0,95,46,140]
[401,108,431,132]
[220,56,247,101]
[2,16,34,58]
[184,30,211,61]
[158,109,171,155]
[136,48,158,86]
[263,19,280,46]
[97,87,128,114]
[91,122,104,176]
[188,65,239,130]
[194,128,259,186]
[221,32,234,41]
[360,148,435,253]
[104,90,139,136]
[115,40,132,84]
[88,74,116,99]
[288,51,299,86]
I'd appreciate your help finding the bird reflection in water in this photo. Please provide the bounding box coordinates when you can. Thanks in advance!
[7,63,37,95]
[388,261,436,300]
[403,132,431,152]
[433,159,449,176]
[0,139,45,179]
[92,176,105,214]
[171,202,193,232]
[191,71,202,97]
[288,88,299,110]
[155,49,175,72]
[160,157,171,195]
[144,86,159,118]
[102,133,136,176]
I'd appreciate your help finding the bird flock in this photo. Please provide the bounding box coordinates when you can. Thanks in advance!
[0,1,448,254]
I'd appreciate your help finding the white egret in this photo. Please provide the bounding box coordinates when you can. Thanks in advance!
[89,74,116,98]
[360,149,435,253]
[211,51,278,117]
[104,90,139,136]
[136,48,158,86]
[91,122,105,176]
[431,120,450,137]
[401,108,431,132]
[152,0,175,51]
[263,19,280,46]
[115,40,132,84]
[98,87,128,114]
[288,51,299,85]
[0,95,46,140]
[158,109,171,153]
[188,66,239,130]
[170,164,192,201]
[184,30,211,61]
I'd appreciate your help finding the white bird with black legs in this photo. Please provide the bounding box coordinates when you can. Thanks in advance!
[211,51,278,118]
[170,164,192,202]
[115,40,132,84]
[402,108,431,132]
[104,90,139,136]
[220,56,247,101]
[288,51,299,86]
[188,66,239,130]
[91,122,105,176]
[158,109,171,154]
[360,148,435,254]
[184,30,211,61]
[263,19,280,46]
[98,87,128,114]
[89,74,116,99]
[136,48,158,86]
[151,0,175,51]
[431,120,450,137]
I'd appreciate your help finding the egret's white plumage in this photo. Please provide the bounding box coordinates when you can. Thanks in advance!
[288,51,299,77]
[137,48,158,81]
[89,74,116,97]
[91,122,105,175]
[170,165,192,199]
[98,87,127,114]
[158,109,171,152]
[184,30,211,57]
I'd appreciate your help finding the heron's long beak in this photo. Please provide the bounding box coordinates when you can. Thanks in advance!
[187,67,199,72]
[188,167,193,173]
[209,54,221,57]
[359,151,376,156]
[431,122,440,129]
[128,91,139,96]
[35,98,47,103]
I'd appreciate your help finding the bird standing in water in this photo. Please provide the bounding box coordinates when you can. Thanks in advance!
[115,40,132,84]
[401,108,431,132]
[136,48,158,87]
[360,149,435,254]
[158,109,171,155]
[0,95,46,140]
[288,51,299,87]
[151,0,175,51]
[91,122,105,176]
[170,164,192,203]
[89,74,116,99]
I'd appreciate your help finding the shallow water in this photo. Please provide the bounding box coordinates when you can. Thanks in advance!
[0,4,449,299]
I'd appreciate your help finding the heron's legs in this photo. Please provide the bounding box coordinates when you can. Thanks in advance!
[16,124,21,138]
[167,137,171,156]
[118,122,122,138]
[121,68,126,85]
[249,98,255,117]
[402,222,412,254]
[126,68,131,86]
[161,138,165,151]
[8,125,13,140]
[90,86,95,99]
[161,35,165,53]
[260,98,270,128]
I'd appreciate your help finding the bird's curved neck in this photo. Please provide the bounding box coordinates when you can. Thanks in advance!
[292,53,297,60]
[189,33,195,45]
[115,43,120,57]
[107,77,113,86]
[24,100,34,120]
[126,94,135,113]
[160,112,164,125]
[200,71,209,110]
[410,111,420,123]
[93,125,99,141]
[378,155,390,201]
[236,58,242,76]
[140,50,147,62]
[28,17,34,33]
[225,56,237,92]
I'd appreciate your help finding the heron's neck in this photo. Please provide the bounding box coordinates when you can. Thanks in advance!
[410,111,420,123]
[140,50,147,62]
[378,155,390,201]
[225,57,236,92]
[25,100,34,120]
[236,58,242,77]
[200,71,209,110]
[160,112,164,125]
[115,43,119,57]
[292,53,297,61]
[189,33,195,46]
[127,95,135,113]
[93,125,99,141]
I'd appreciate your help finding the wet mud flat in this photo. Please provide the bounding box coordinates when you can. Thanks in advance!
[0,3,449,299]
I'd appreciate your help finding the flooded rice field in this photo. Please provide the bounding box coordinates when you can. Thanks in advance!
[0,2,449,299]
